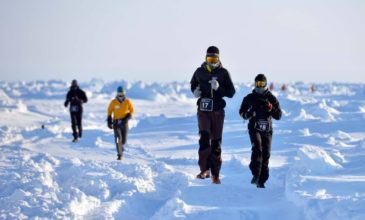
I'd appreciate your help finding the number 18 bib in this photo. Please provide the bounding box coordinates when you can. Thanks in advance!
[254,119,271,132]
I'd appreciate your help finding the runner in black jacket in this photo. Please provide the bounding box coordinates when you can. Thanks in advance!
[64,80,88,142]
[190,46,235,184]
[239,74,282,188]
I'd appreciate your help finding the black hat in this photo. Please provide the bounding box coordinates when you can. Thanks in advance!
[255,74,267,82]
[71,79,78,86]
[207,46,219,57]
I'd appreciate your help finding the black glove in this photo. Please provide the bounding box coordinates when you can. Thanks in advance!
[64,101,68,108]
[107,116,113,129]
[124,113,132,121]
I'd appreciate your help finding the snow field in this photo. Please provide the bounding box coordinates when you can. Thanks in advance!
[1,80,365,219]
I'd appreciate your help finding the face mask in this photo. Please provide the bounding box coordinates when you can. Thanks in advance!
[254,87,267,94]
[116,94,125,102]
[208,62,220,69]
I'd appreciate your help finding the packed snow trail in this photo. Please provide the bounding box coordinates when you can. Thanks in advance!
[1,80,365,219]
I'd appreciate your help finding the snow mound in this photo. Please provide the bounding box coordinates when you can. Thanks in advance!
[0,89,15,106]
[285,143,364,220]
[294,109,319,121]
[335,130,353,140]
[360,105,365,113]
[0,88,29,113]
[298,145,342,173]
[329,85,355,96]
[317,100,340,122]
[287,94,318,105]
[327,136,355,148]
[326,131,359,148]
[299,128,311,136]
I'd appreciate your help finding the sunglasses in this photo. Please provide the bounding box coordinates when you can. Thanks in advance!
[206,56,219,64]
[255,81,267,88]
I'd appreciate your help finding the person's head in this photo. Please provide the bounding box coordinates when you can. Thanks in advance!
[206,46,220,69]
[116,86,125,97]
[71,79,78,89]
[254,74,268,94]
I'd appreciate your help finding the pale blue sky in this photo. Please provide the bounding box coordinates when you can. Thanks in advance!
[0,0,364,83]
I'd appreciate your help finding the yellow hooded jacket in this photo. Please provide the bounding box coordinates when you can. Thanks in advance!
[107,98,135,120]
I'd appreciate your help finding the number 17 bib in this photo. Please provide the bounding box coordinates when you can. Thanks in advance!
[200,98,213,111]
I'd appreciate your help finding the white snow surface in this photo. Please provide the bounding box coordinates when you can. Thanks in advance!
[1,80,365,220]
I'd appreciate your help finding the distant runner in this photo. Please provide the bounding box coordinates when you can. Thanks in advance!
[64,79,88,142]
[107,86,135,160]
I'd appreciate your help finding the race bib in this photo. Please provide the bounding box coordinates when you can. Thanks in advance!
[254,119,271,132]
[200,98,213,111]
[70,105,79,113]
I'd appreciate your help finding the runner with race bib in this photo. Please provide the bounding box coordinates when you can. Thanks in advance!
[239,74,282,188]
[64,79,88,142]
[190,46,235,184]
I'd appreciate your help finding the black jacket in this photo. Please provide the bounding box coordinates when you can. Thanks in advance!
[239,89,282,131]
[64,86,88,112]
[190,62,235,111]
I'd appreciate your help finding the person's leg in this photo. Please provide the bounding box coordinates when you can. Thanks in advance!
[210,110,225,181]
[258,131,272,186]
[120,122,129,152]
[70,113,78,140]
[113,123,123,159]
[77,112,82,138]
[248,130,263,183]
[197,111,211,177]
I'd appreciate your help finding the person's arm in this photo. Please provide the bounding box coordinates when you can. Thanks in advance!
[81,90,88,103]
[126,99,135,120]
[239,95,255,119]
[107,100,114,117]
[107,100,114,129]
[121,99,134,122]
[64,91,70,107]
[268,94,282,120]
[216,70,235,98]
[190,70,199,93]
[129,99,135,116]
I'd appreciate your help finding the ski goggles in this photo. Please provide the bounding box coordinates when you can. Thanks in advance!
[117,92,125,96]
[206,56,219,64]
[255,81,267,88]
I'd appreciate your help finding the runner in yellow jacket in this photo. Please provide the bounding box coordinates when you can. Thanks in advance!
[107,86,135,160]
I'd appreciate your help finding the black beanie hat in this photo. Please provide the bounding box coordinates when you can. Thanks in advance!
[255,74,267,82]
[71,79,78,87]
[207,46,219,57]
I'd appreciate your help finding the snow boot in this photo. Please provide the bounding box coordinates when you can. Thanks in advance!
[117,154,122,160]
[212,176,221,184]
[204,170,210,179]
[257,183,265,188]
[196,170,210,179]
[251,176,258,185]
[72,138,78,142]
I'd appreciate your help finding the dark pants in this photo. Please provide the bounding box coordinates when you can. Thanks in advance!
[113,120,128,156]
[71,112,82,139]
[197,110,225,177]
[248,129,272,185]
